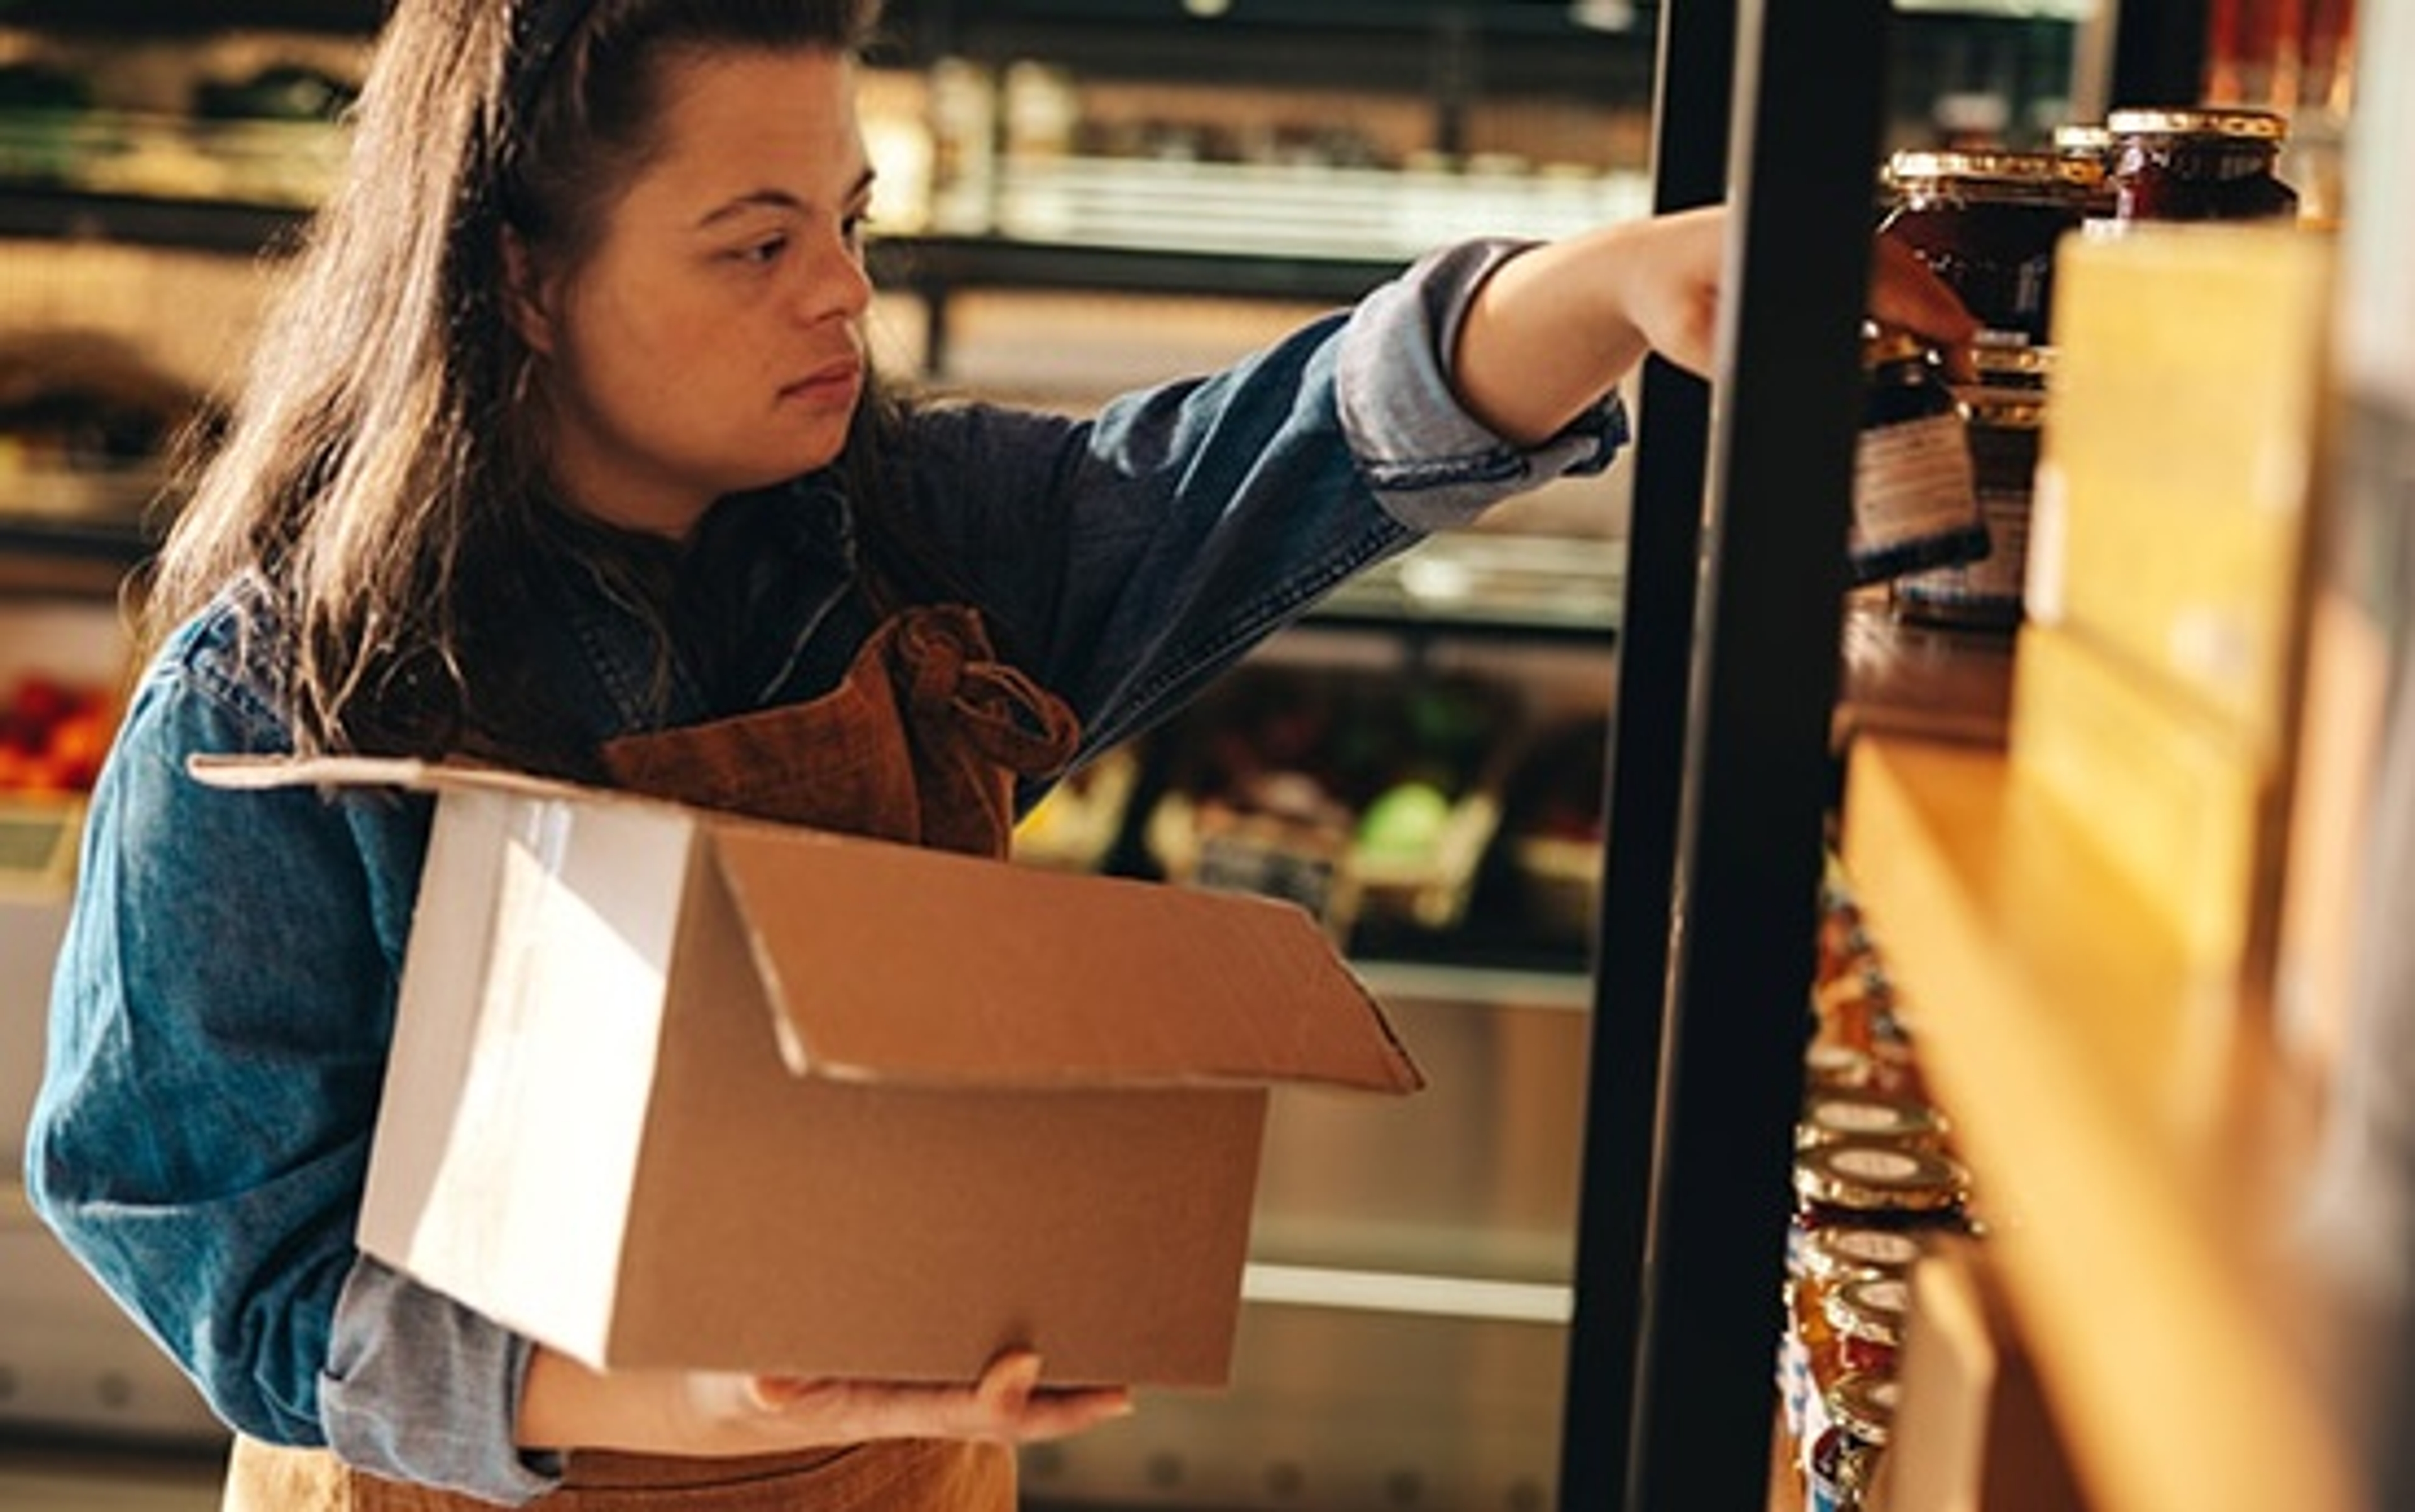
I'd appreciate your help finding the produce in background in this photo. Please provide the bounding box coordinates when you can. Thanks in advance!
[1140,665,1520,938]
[1496,716,1611,945]
[0,671,115,793]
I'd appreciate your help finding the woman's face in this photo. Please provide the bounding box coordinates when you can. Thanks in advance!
[522,47,875,538]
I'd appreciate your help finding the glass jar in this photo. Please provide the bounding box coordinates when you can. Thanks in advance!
[1849,330,1988,587]
[1879,149,2101,343]
[1783,1221,1928,1447]
[1808,1420,1881,1511]
[1823,1273,1913,1376]
[1807,1373,1897,1511]
[1794,1138,1972,1230]
[1892,343,2052,631]
[1826,1370,1901,1450]
[2105,106,2299,223]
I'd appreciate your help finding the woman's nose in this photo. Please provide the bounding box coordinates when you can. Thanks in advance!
[800,235,874,323]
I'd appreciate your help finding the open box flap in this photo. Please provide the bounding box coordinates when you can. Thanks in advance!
[189,753,613,806]
[708,822,1423,1094]
[190,753,1421,1094]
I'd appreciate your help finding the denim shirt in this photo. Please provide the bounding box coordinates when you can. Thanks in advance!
[26,238,1626,1505]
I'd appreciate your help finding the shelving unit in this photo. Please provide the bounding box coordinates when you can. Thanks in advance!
[1840,735,2362,1511]
[1548,0,2384,1506]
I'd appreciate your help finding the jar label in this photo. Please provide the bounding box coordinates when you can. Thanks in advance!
[1899,491,2031,610]
[1852,411,1982,555]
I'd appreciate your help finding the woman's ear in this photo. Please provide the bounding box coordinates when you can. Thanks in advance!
[501,228,557,355]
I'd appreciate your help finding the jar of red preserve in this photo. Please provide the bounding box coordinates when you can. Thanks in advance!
[2104,106,2299,223]
[1879,148,2101,344]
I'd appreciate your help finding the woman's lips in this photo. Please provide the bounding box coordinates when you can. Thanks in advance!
[780,359,862,406]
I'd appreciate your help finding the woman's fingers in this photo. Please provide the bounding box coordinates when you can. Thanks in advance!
[749,1350,1133,1445]
[1868,236,1982,356]
[973,1349,1133,1442]
[973,1346,1045,1416]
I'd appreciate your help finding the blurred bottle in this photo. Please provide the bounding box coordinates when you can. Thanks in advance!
[926,57,998,235]
[2202,0,2357,223]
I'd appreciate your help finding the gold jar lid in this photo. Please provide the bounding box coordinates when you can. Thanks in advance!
[1799,1224,1929,1285]
[1795,1139,1970,1215]
[1970,338,2055,379]
[1957,387,2049,429]
[1804,1041,1877,1092]
[2106,106,2289,142]
[1824,1274,1914,1346]
[1885,148,2103,194]
[1798,1089,1948,1148]
[1957,339,2055,421]
[2053,121,2111,156]
[1827,1370,1902,1447]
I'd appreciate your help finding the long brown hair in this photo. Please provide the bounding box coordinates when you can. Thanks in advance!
[143,0,889,758]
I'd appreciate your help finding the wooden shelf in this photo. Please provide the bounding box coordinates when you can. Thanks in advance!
[1839,734,2367,1512]
[1833,594,2016,750]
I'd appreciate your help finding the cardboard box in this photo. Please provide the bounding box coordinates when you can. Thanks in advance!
[2009,622,2284,977]
[191,755,1423,1388]
[2028,223,2336,759]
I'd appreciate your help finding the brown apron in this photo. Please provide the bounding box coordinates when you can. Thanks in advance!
[226,604,1082,1512]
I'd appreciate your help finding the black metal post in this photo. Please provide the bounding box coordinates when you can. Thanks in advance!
[2107,0,2211,106]
[1621,0,1889,1504]
[1552,0,1732,1499]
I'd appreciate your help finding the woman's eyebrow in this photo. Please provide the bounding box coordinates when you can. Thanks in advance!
[694,167,877,229]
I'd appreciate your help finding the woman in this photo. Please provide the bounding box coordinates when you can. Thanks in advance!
[26,0,1976,1508]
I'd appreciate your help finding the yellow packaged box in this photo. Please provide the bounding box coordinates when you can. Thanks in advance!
[2027,223,2337,758]
[2008,622,2284,977]
[191,754,1423,1389]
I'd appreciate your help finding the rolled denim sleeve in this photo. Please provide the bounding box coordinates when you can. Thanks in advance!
[26,614,558,1506]
[1337,235,1629,530]
[323,1260,560,1504]
[891,236,1629,767]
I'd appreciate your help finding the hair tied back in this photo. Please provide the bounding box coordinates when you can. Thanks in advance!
[512,0,602,121]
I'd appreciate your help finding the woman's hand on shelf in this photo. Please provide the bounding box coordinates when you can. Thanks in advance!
[1452,204,1979,445]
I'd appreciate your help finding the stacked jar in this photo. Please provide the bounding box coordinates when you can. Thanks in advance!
[1780,859,1982,1511]
[1878,149,2103,346]
[1889,342,2051,631]
[1846,328,1990,588]
[1877,149,2099,632]
[2102,106,2299,225]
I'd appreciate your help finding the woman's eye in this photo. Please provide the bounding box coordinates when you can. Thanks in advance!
[841,213,871,250]
[734,235,789,266]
